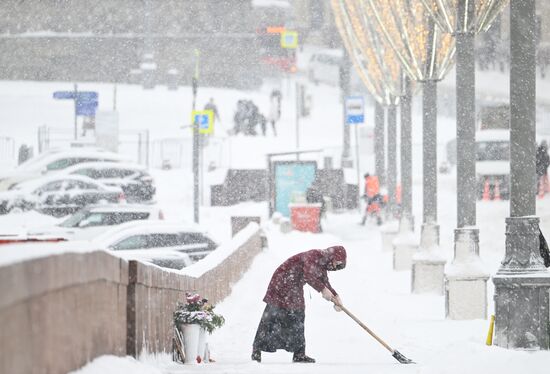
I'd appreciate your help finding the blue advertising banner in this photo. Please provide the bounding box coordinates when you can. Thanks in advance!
[274,161,317,217]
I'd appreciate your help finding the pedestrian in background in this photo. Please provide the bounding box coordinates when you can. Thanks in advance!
[204,97,221,124]
[536,141,550,197]
[266,89,281,136]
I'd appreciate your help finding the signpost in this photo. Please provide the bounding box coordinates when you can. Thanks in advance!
[345,96,365,211]
[53,88,99,140]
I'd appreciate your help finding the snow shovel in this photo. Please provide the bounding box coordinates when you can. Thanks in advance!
[337,303,415,364]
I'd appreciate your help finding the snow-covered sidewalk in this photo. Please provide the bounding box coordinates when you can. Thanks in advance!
[72,210,550,374]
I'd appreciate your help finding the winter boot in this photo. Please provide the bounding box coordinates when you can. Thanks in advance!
[251,350,261,363]
[292,353,316,363]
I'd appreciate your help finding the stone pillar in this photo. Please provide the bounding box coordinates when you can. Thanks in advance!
[494,0,550,351]
[494,218,550,349]
[445,228,490,319]
[393,215,417,271]
[412,223,446,294]
[380,220,399,253]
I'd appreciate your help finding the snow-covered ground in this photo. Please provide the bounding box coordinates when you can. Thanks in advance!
[2,64,550,373]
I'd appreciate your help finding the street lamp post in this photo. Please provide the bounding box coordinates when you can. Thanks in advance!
[386,103,397,218]
[420,0,509,320]
[374,102,386,187]
[366,0,455,290]
[493,0,550,350]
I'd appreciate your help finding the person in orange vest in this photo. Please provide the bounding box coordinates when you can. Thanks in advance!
[360,173,382,225]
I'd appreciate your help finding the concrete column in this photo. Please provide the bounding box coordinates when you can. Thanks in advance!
[494,0,550,350]
[393,216,416,271]
[374,102,386,186]
[387,104,397,217]
[412,223,446,293]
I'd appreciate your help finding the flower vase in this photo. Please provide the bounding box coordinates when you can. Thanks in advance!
[198,327,209,363]
[181,324,201,364]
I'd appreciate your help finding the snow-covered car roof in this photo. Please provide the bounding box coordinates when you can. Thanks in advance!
[17,149,130,172]
[82,203,161,213]
[476,129,509,142]
[11,174,121,193]
[59,161,148,175]
[113,249,192,269]
[92,220,204,246]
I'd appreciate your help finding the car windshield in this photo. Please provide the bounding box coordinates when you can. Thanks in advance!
[59,210,90,227]
[476,141,510,161]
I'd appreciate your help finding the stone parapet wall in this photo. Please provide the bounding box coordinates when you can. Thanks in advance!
[0,223,263,374]
[0,251,129,374]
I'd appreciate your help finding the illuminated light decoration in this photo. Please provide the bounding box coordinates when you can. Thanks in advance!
[418,0,509,35]
[331,0,404,106]
[365,0,456,82]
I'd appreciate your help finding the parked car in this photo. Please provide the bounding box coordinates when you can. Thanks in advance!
[59,162,155,202]
[308,50,343,86]
[114,248,193,270]
[0,148,129,191]
[93,221,218,263]
[0,175,125,217]
[25,204,164,240]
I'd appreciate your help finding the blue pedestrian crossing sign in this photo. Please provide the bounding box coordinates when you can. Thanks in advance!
[345,96,365,125]
[281,31,298,49]
[191,110,214,134]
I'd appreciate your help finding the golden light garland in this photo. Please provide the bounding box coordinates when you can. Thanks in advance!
[331,0,403,105]
[365,0,456,82]
[418,0,509,34]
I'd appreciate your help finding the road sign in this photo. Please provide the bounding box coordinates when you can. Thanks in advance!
[53,91,76,99]
[191,110,214,134]
[75,92,98,116]
[53,91,98,116]
[345,96,365,125]
[281,31,298,49]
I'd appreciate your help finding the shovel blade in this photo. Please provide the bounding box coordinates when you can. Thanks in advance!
[392,350,415,364]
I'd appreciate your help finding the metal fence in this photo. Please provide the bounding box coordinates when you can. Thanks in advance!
[0,136,16,167]
[37,125,150,166]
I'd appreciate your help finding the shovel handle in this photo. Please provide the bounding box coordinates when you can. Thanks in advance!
[338,304,394,353]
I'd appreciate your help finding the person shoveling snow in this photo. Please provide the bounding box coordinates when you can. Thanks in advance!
[251,246,347,363]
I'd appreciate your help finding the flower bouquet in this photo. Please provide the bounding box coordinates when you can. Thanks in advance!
[173,293,225,364]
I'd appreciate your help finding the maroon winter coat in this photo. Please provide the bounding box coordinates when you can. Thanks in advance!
[263,247,346,310]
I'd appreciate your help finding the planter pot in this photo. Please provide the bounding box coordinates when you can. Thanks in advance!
[198,327,209,362]
[181,324,201,364]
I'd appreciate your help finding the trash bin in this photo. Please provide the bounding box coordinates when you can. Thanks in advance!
[289,203,322,233]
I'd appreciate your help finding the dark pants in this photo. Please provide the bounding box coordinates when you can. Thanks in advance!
[252,304,305,354]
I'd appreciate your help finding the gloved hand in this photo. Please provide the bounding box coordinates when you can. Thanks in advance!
[321,287,334,301]
[332,295,343,312]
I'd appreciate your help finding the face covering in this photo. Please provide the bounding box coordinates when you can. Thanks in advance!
[327,261,345,271]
